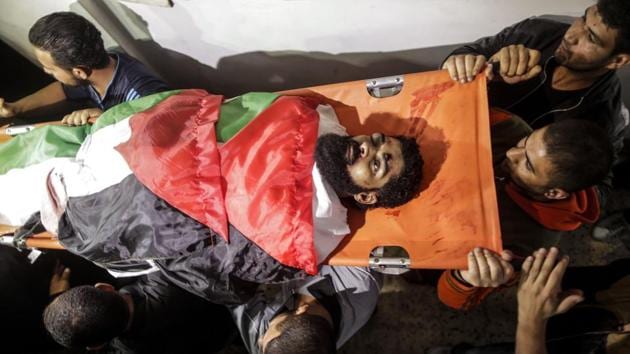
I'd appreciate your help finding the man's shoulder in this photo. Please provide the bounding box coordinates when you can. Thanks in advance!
[319,266,382,294]
[110,51,165,84]
[501,17,568,48]
[512,16,571,32]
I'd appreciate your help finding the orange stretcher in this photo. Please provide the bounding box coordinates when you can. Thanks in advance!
[286,70,501,270]
[1,70,501,270]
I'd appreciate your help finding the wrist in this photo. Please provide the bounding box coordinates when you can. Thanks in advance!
[453,270,474,287]
[518,313,547,330]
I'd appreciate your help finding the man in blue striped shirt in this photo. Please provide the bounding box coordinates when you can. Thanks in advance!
[0,12,169,126]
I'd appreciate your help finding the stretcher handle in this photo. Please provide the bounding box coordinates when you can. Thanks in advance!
[0,231,64,250]
[366,75,404,98]
[25,237,64,250]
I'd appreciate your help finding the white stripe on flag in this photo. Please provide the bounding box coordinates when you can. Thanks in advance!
[0,157,73,226]
[51,116,134,199]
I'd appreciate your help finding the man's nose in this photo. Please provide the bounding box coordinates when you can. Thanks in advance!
[370,133,384,146]
[505,146,522,163]
[564,26,582,45]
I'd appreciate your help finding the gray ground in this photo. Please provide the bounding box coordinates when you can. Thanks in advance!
[221,227,630,354]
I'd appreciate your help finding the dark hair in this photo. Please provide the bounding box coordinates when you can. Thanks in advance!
[265,314,336,354]
[314,134,423,209]
[29,12,109,70]
[43,285,129,349]
[597,0,630,54]
[374,136,423,208]
[543,119,613,192]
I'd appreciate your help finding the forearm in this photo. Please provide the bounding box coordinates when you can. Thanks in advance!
[11,82,66,114]
[516,318,548,354]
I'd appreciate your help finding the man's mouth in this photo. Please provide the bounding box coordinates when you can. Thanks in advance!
[346,141,360,165]
[556,40,570,56]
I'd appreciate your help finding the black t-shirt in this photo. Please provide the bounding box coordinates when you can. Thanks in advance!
[508,59,588,129]
[62,52,170,111]
[106,272,236,354]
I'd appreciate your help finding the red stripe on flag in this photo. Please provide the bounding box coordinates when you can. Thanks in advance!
[220,96,320,274]
[116,89,229,239]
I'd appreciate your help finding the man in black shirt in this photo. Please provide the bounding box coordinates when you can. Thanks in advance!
[442,0,630,237]
[44,267,235,353]
[0,12,169,126]
[442,0,630,153]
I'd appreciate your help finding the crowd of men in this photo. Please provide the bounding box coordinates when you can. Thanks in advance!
[1,0,630,353]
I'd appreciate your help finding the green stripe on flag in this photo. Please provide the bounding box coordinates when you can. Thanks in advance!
[0,90,182,174]
[92,89,182,133]
[217,92,278,142]
[0,125,90,175]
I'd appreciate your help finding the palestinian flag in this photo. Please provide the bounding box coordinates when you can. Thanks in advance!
[0,90,322,274]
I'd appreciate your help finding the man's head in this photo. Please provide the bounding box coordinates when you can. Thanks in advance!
[43,284,130,349]
[29,12,109,86]
[260,299,336,354]
[314,133,423,208]
[555,0,630,71]
[501,119,613,200]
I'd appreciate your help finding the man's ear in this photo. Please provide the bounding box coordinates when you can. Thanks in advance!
[606,53,630,70]
[294,303,310,315]
[94,283,116,292]
[544,188,570,200]
[72,67,90,80]
[353,191,378,205]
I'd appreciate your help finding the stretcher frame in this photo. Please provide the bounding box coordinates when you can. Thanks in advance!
[1,70,502,271]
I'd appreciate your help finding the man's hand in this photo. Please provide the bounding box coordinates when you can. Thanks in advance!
[49,261,71,296]
[489,45,542,84]
[517,248,583,325]
[0,98,16,118]
[442,54,490,83]
[61,108,103,126]
[459,248,514,287]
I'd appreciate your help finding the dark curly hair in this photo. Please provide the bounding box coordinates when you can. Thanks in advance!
[43,285,129,349]
[597,0,630,54]
[314,134,423,209]
[29,12,109,70]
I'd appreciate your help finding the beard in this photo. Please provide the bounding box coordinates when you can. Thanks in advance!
[314,134,367,196]
[500,159,547,198]
[555,42,611,72]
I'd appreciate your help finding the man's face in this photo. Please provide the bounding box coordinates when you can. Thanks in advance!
[555,5,619,70]
[501,126,554,196]
[34,47,84,86]
[346,133,405,190]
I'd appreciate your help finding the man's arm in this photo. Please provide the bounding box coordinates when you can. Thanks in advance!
[437,248,515,310]
[0,82,66,118]
[516,248,584,354]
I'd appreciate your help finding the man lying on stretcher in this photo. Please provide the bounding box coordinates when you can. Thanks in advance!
[0,90,423,303]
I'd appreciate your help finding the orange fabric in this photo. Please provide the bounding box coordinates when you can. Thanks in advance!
[285,71,502,269]
[437,269,518,310]
[505,183,600,231]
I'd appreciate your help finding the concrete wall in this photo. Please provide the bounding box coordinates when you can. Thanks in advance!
[2,0,619,97]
